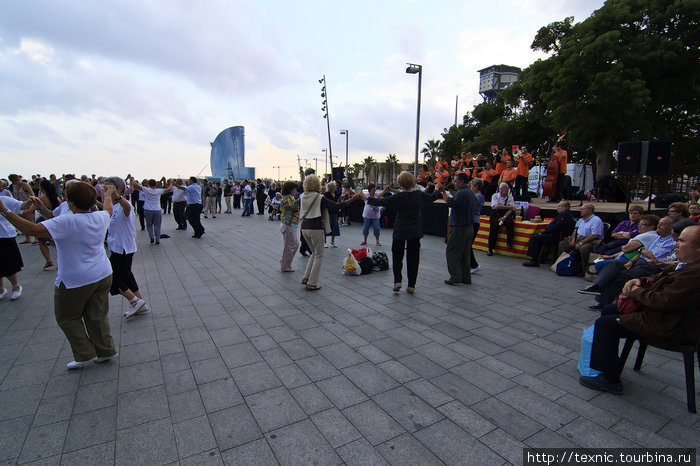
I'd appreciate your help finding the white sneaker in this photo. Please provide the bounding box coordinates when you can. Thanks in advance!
[0,288,6,300]
[124,299,148,319]
[324,244,329,248]
[10,286,22,300]
[470,266,482,274]
[66,360,88,370]
[94,353,118,363]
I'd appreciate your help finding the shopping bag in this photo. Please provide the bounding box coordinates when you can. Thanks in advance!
[550,251,570,273]
[578,325,602,377]
[342,249,361,276]
[351,248,372,262]
[584,253,600,282]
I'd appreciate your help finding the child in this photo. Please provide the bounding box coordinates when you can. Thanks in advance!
[269,192,282,220]
[361,183,383,246]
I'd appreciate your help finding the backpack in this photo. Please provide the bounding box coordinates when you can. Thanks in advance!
[359,257,374,275]
[372,252,389,271]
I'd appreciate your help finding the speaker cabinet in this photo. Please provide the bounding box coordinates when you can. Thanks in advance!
[617,142,642,175]
[640,140,671,177]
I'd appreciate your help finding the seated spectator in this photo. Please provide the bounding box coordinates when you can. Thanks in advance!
[579,225,700,395]
[667,201,689,223]
[522,201,575,267]
[578,216,676,310]
[595,205,643,255]
[689,202,699,222]
[592,215,660,273]
[488,182,515,255]
[500,159,518,188]
[557,203,604,269]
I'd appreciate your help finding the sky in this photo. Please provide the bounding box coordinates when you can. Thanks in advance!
[0,0,606,181]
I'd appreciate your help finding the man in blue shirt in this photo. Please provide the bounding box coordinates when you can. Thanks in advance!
[579,216,676,309]
[557,203,604,269]
[436,173,476,285]
[176,177,205,238]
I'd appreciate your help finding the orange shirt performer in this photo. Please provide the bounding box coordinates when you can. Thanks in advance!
[434,166,450,184]
[435,155,448,174]
[495,148,511,175]
[514,145,533,199]
[500,159,518,187]
[549,141,568,201]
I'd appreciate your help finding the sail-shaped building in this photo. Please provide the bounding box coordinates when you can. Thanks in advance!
[210,126,255,180]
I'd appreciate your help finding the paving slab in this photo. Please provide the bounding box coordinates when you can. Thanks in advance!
[0,211,698,464]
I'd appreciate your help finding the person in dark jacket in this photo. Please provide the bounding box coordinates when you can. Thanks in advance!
[580,224,700,394]
[522,201,575,266]
[364,172,439,294]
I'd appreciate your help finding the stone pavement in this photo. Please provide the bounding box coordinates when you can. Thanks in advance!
[1,209,698,465]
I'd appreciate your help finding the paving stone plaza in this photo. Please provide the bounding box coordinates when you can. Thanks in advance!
[1,212,698,465]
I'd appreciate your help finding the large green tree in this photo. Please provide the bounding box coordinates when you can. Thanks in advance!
[515,0,699,178]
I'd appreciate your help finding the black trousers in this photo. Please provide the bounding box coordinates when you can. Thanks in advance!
[233,194,241,209]
[299,230,311,256]
[526,232,559,262]
[392,238,421,287]
[469,223,480,268]
[515,175,529,200]
[137,201,145,230]
[186,204,205,237]
[173,201,187,229]
[590,304,638,383]
[556,173,566,200]
[109,251,138,296]
[488,211,514,250]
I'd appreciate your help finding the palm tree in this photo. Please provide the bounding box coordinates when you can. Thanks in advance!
[362,156,375,185]
[377,164,386,186]
[385,154,399,185]
[421,139,441,169]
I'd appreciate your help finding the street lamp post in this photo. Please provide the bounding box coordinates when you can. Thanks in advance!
[339,130,349,170]
[406,63,422,177]
[322,149,327,179]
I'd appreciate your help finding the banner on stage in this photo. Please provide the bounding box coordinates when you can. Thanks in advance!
[528,164,594,198]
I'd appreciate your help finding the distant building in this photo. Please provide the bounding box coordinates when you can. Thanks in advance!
[210,126,256,180]
[478,65,521,101]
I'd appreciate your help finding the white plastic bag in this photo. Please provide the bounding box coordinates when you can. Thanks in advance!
[342,249,361,276]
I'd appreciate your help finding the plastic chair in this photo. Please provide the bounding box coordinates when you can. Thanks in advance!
[618,297,700,413]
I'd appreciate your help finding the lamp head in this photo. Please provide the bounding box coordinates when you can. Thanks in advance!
[405,63,422,74]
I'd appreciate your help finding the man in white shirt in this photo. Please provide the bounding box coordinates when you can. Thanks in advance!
[557,203,604,269]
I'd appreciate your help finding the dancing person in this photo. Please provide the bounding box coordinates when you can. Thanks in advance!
[233,181,242,209]
[242,180,254,216]
[300,175,358,291]
[363,172,438,293]
[129,176,173,244]
[176,177,205,238]
[215,181,223,214]
[488,182,515,255]
[361,183,383,246]
[256,179,266,215]
[223,179,233,213]
[279,181,300,272]
[103,177,149,319]
[136,179,147,230]
[324,181,342,248]
[0,195,25,300]
[172,179,188,230]
[436,172,476,285]
[203,181,217,218]
[0,182,118,369]
[469,178,485,274]
[33,179,62,268]
[8,174,34,244]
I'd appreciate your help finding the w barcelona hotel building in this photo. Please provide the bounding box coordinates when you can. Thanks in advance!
[210,126,255,180]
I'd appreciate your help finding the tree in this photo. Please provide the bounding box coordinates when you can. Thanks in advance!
[421,139,441,167]
[385,154,399,185]
[362,156,375,185]
[515,0,700,179]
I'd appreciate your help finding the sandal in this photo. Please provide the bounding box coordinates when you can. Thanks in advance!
[43,261,54,268]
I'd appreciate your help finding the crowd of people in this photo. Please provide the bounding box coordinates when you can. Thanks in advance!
[1,170,698,404]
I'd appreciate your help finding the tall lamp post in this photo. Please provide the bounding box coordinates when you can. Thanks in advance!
[406,63,422,177]
[339,130,349,171]
[321,149,327,179]
[319,76,334,175]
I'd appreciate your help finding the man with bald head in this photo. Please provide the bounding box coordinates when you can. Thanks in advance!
[557,203,604,269]
[579,216,676,309]
[580,225,700,394]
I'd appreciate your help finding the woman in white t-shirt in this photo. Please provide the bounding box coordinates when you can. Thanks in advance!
[103,177,150,319]
[0,181,118,369]
[128,176,173,244]
[0,196,26,301]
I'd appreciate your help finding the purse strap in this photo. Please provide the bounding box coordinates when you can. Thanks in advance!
[301,194,321,221]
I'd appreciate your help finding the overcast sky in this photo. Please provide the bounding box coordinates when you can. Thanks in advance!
[0,0,605,181]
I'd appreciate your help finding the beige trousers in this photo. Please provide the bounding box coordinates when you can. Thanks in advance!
[301,229,325,286]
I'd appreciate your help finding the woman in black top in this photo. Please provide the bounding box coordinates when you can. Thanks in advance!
[323,181,342,247]
[364,171,438,293]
